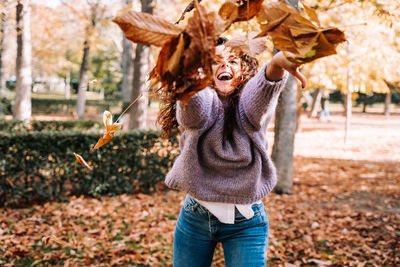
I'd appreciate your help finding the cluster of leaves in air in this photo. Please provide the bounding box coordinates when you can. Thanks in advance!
[113,0,346,107]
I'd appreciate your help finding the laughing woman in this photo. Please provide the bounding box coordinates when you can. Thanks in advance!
[161,37,306,267]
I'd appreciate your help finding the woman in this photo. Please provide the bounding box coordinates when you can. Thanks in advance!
[163,37,306,266]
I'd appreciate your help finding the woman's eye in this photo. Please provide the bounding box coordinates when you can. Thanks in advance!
[230,60,239,64]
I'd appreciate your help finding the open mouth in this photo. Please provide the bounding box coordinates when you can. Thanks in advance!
[217,72,233,81]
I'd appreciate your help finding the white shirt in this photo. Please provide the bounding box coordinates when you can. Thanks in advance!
[192,196,262,224]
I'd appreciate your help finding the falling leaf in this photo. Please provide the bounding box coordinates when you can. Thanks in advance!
[175,0,204,24]
[235,0,264,22]
[113,11,182,47]
[149,0,216,104]
[257,1,346,63]
[224,31,267,56]
[93,111,122,150]
[165,34,185,78]
[73,153,93,171]
[302,3,321,27]
[218,1,239,22]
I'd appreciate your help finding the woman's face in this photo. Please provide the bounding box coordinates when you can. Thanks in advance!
[212,45,242,96]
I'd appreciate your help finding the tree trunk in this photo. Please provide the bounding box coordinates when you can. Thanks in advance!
[121,35,133,101]
[383,80,395,117]
[344,91,352,144]
[344,44,352,145]
[13,0,32,123]
[310,88,323,117]
[271,0,299,194]
[272,75,298,194]
[121,0,133,102]
[362,98,367,113]
[65,70,71,100]
[76,39,91,118]
[384,90,391,117]
[127,0,154,130]
[0,4,8,99]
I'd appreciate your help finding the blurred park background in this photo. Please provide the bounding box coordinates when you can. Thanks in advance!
[0,0,399,266]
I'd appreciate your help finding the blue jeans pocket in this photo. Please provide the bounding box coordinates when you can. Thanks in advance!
[234,203,268,225]
[182,195,209,216]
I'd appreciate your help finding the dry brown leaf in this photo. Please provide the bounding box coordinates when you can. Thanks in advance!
[235,0,264,22]
[93,111,122,150]
[175,0,204,24]
[150,0,216,105]
[218,1,239,22]
[165,34,185,77]
[73,153,93,171]
[302,3,321,27]
[112,11,182,47]
[224,31,267,56]
[258,1,346,63]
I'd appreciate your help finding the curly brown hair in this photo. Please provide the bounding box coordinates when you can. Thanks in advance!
[157,40,259,139]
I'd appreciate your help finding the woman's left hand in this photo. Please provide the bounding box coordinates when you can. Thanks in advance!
[266,51,307,89]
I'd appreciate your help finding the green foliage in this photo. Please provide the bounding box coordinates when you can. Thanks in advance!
[90,45,122,98]
[0,119,103,132]
[0,130,179,207]
[0,98,12,115]
[31,98,118,114]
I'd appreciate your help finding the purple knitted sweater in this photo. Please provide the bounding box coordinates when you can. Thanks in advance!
[165,63,288,204]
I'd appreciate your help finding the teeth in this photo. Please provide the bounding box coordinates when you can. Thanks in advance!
[217,73,233,81]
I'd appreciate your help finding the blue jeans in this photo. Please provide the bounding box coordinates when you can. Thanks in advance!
[173,195,269,267]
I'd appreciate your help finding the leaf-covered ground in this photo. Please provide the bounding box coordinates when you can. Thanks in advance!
[1,112,399,266]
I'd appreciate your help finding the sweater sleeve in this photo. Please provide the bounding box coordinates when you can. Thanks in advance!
[176,87,217,129]
[239,63,288,130]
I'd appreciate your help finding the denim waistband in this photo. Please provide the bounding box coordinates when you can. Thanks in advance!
[184,194,264,213]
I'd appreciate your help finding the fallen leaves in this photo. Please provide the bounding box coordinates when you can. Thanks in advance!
[1,155,399,266]
[2,113,399,265]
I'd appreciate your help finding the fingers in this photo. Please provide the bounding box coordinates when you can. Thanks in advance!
[286,65,306,89]
[293,67,307,89]
[279,52,307,88]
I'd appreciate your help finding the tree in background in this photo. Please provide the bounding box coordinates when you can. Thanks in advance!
[304,0,400,116]
[271,0,299,194]
[121,0,134,103]
[0,0,9,99]
[127,0,154,130]
[74,0,107,118]
[13,0,32,123]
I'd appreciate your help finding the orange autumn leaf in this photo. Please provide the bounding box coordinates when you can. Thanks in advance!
[224,31,267,57]
[113,10,182,47]
[257,2,346,64]
[149,0,217,104]
[93,111,122,150]
[235,0,264,22]
[73,153,93,171]
[175,0,203,24]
